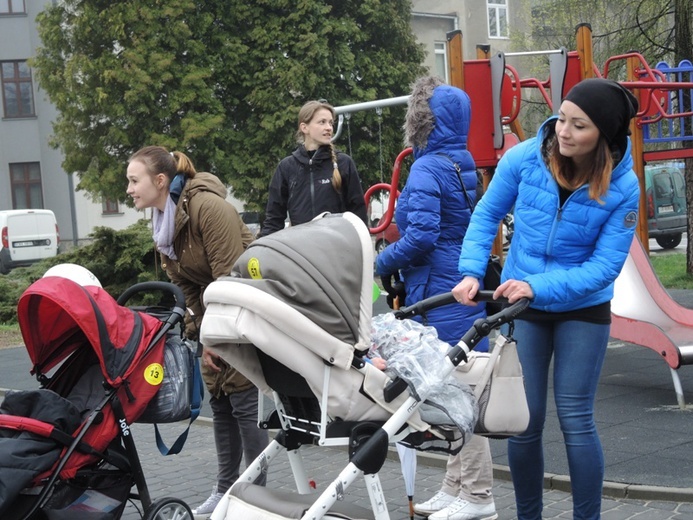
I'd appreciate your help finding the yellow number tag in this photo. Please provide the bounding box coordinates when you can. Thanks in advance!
[144,363,164,386]
[248,257,262,279]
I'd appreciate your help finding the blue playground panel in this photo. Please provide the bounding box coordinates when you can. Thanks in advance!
[643,60,693,144]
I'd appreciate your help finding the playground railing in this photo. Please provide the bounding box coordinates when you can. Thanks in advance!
[641,60,693,144]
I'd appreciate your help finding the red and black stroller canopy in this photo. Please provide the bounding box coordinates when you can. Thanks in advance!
[18,276,165,387]
[1,276,193,517]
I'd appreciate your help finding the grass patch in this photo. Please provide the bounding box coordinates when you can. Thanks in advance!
[649,253,693,290]
[0,322,23,348]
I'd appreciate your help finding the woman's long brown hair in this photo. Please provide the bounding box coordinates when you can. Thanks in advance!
[547,135,613,204]
[295,100,342,192]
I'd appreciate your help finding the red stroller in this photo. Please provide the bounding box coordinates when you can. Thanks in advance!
[0,274,195,519]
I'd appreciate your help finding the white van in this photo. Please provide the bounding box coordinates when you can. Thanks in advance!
[0,209,59,274]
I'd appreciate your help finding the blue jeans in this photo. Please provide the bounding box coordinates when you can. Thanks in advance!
[508,319,609,520]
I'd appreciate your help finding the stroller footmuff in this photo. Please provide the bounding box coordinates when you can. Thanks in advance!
[200,212,528,520]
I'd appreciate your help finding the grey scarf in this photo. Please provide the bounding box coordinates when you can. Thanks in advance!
[152,196,177,260]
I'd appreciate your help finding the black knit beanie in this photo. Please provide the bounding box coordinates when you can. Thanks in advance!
[563,78,639,150]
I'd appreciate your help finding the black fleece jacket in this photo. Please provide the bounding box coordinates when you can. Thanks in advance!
[260,144,367,236]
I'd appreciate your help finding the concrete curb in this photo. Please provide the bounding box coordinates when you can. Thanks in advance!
[3,388,692,504]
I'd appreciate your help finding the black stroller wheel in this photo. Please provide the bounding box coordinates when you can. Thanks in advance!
[143,497,193,520]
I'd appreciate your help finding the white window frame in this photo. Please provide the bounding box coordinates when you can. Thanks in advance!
[434,41,449,83]
[487,0,509,39]
[0,0,26,14]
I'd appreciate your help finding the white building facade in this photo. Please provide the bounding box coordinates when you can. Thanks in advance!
[411,0,521,81]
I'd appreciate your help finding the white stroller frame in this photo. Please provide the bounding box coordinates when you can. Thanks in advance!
[200,213,528,520]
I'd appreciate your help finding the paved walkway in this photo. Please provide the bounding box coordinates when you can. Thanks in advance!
[3,336,693,519]
[115,418,693,519]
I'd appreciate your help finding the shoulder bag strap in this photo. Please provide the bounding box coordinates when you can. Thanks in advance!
[154,352,204,456]
[473,334,508,400]
[437,153,475,210]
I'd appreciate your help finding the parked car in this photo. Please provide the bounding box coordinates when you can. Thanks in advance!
[373,218,400,254]
[240,211,263,238]
[645,163,687,249]
[0,209,59,274]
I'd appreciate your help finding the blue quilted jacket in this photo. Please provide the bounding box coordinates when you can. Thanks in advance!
[458,116,640,312]
[376,84,487,347]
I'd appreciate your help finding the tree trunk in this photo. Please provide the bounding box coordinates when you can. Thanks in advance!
[675,0,693,273]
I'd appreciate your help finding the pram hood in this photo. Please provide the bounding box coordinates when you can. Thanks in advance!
[17,276,164,386]
[205,212,373,368]
[232,211,372,354]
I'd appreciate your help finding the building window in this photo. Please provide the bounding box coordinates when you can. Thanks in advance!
[434,42,449,83]
[0,0,26,14]
[10,162,43,209]
[488,0,509,39]
[102,198,120,215]
[1,61,35,118]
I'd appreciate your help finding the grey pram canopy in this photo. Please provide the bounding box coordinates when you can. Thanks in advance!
[230,212,371,353]
[201,212,430,429]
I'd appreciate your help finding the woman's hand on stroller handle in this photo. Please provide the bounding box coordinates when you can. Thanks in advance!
[394,290,507,319]
[457,295,528,346]
[384,294,528,403]
[380,271,406,309]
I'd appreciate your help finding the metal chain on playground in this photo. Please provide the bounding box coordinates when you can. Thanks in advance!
[345,112,353,156]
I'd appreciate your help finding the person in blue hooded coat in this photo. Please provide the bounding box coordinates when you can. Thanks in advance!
[453,78,640,520]
[375,76,487,345]
[376,76,497,520]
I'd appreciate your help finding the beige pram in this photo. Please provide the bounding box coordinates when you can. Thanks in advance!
[199,212,527,520]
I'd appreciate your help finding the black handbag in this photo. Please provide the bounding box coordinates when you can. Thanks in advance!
[483,255,504,315]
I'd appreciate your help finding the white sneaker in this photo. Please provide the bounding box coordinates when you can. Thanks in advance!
[413,490,456,516]
[192,491,224,519]
[429,498,498,520]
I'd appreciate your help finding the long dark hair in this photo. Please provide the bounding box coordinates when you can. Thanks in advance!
[546,134,613,204]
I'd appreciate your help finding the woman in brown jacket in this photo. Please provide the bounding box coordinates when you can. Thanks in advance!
[126,145,268,518]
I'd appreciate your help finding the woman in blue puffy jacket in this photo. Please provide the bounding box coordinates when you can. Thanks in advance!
[453,78,640,520]
[376,76,497,520]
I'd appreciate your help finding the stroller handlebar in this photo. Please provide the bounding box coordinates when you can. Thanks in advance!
[383,293,529,403]
[447,297,530,366]
[393,290,506,319]
[116,281,187,323]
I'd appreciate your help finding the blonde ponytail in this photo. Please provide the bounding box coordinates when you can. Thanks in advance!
[330,144,342,193]
[171,150,197,179]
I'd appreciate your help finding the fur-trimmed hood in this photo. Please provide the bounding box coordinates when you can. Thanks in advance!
[403,76,472,159]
